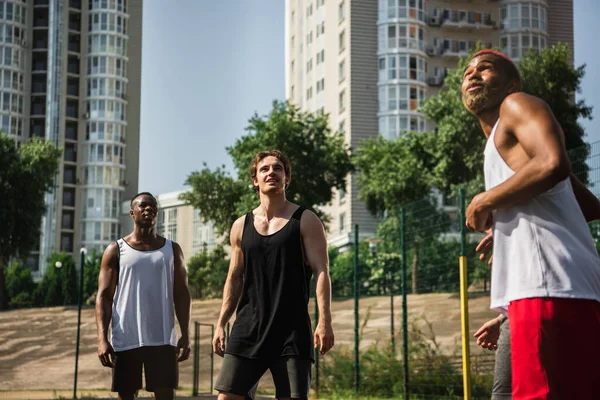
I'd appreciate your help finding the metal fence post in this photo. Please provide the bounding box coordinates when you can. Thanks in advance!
[314,281,320,397]
[353,224,360,394]
[459,188,472,400]
[73,247,86,399]
[192,321,199,396]
[400,209,409,400]
[210,324,214,394]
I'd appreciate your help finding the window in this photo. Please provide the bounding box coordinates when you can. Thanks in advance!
[64,143,77,162]
[61,233,74,252]
[62,211,74,230]
[338,120,345,134]
[165,208,178,242]
[338,1,344,22]
[316,78,325,93]
[339,188,346,203]
[339,89,346,112]
[339,30,345,53]
[306,86,313,100]
[63,188,76,207]
[339,212,346,232]
[339,60,345,81]
[316,49,325,64]
[64,166,76,184]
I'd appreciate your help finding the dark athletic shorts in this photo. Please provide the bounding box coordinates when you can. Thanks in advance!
[215,354,312,399]
[111,345,178,393]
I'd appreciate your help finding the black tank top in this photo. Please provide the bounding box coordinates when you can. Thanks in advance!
[226,206,314,361]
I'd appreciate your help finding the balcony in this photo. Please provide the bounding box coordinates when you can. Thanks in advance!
[425,44,443,57]
[441,13,496,31]
[426,14,442,27]
[427,75,445,87]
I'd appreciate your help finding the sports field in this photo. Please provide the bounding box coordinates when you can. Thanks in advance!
[0,292,498,399]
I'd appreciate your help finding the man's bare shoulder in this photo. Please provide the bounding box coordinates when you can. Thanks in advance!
[103,242,119,257]
[300,209,324,231]
[500,92,549,119]
[230,215,247,245]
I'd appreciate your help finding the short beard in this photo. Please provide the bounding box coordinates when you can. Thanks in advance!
[463,85,506,116]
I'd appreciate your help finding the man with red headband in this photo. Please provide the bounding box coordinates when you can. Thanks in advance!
[462,49,600,399]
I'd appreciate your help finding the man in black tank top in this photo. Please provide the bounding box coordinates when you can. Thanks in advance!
[213,150,334,400]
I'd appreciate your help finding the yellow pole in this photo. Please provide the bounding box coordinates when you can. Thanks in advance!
[459,255,471,400]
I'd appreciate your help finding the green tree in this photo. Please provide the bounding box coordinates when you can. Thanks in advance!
[83,249,102,303]
[4,260,37,308]
[328,243,372,297]
[35,253,78,307]
[0,133,61,309]
[181,101,353,237]
[187,245,229,299]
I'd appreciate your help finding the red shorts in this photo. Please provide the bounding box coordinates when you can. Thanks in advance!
[509,297,600,400]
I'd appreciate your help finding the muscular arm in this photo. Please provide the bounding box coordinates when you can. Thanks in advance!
[216,217,245,329]
[301,210,334,354]
[96,242,118,367]
[173,242,191,338]
[96,242,119,344]
[478,93,571,212]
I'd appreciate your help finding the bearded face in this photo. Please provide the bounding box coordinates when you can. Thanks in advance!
[461,55,514,116]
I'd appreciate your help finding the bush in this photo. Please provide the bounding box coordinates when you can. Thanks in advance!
[319,317,494,399]
[4,261,37,308]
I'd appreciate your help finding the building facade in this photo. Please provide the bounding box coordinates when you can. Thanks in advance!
[285,0,573,247]
[0,0,143,275]
[120,190,220,262]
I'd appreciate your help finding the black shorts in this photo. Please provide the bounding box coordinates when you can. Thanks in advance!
[215,354,312,399]
[112,345,178,393]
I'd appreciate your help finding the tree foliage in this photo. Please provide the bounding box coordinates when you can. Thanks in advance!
[34,253,78,307]
[4,260,36,308]
[181,101,353,237]
[83,249,102,303]
[0,133,61,309]
[187,245,229,299]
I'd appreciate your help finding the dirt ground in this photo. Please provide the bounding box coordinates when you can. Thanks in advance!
[0,293,498,399]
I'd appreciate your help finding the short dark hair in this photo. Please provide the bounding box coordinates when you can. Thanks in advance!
[471,49,521,90]
[250,150,292,192]
[130,192,156,207]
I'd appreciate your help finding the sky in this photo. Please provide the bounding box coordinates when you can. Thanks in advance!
[138,0,600,195]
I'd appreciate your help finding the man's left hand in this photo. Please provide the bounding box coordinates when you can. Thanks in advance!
[177,335,191,362]
[314,322,334,355]
[466,193,493,232]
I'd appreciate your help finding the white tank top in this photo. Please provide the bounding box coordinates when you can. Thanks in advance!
[484,120,600,314]
[110,238,178,351]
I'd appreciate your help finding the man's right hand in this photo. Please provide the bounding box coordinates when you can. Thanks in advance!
[213,326,226,357]
[476,231,494,266]
[98,339,115,368]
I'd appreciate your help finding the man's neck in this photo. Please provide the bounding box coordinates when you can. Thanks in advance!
[132,225,157,242]
[258,192,289,220]
[478,108,501,138]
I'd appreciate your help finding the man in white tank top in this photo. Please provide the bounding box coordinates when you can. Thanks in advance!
[95,192,192,400]
[462,49,600,399]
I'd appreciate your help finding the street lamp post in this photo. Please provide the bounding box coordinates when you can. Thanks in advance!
[73,247,87,399]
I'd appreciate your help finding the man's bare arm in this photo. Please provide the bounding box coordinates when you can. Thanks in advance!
[570,173,600,222]
[301,210,334,355]
[96,242,119,367]
[477,93,571,211]
[173,241,192,361]
[213,216,245,356]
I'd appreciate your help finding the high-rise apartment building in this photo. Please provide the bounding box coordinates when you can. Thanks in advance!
[2,0,143,275]
[285,0,573,247]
